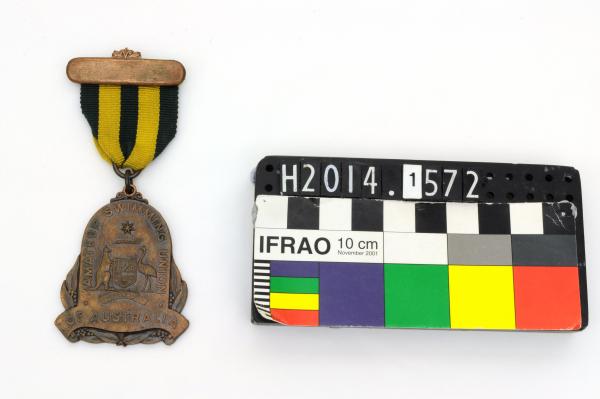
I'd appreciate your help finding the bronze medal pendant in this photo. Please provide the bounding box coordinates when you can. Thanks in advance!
[55,49,189,345]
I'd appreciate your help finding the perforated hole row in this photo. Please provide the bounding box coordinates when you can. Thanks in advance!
[263,164,275,192]
[475,192,575,202]
[480,169,576,202]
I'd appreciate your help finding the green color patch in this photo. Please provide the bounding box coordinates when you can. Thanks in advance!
[384,264,450,328]
[270,277,319,294]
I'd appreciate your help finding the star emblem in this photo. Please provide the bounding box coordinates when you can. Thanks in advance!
[121,221,135,235]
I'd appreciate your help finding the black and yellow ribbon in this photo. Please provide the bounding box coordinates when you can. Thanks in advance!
[80,84,178,170]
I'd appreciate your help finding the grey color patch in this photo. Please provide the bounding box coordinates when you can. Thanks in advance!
[448,234,512,265]
[512,235,578,266]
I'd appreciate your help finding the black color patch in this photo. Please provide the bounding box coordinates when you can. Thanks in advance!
[119,85,139,160]
[80,84,99,138]
[543,202,576,234]
[512,235,578,266]
[415,202,447,233]
[351,199,383,231]
[287,197,319,229]
[155,86,179,158]
[478,203,510,234]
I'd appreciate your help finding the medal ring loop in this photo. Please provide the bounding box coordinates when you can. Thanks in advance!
[112,164,141,197]
[112,164,142,180]
[123,182,137,196]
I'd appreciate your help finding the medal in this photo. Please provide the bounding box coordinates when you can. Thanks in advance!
[55,49,189,345]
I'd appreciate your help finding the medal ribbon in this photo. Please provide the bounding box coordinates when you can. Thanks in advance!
[80,84,178,170]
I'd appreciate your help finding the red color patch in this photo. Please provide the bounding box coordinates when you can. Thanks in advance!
[271,309,319,326]
[514,266,581,330]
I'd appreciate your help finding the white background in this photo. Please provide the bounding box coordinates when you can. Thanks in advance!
[0,1,598,398]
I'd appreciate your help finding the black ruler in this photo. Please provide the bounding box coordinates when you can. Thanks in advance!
[252,156,587,330]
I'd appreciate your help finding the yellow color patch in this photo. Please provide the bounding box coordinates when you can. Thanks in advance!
[270,293,319,311]
[97,85,124,165]
[449,265,515,330]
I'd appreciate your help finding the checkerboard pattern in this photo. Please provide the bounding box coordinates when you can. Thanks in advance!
[253,196,582,330]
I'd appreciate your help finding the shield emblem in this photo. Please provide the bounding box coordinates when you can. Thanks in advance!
[110,257,138,288]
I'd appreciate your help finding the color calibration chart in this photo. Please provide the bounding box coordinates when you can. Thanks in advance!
[252,157,587,331]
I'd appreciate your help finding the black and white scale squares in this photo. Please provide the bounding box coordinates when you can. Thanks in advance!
[254,195,579,267]
[254,195,577,236]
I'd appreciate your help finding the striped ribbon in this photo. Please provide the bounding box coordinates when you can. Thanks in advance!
[80,84,178,170]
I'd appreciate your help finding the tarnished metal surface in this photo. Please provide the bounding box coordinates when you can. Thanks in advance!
[55,193,188,345]
[67,48,186,86]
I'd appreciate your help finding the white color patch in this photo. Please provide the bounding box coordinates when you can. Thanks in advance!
[319,198,352,230]
[384,232,448,264]
[446,202,479,234]
[254,228,383,263]
[402,164,423,199]
[255,195,288,229]
[510,203,544,234]
[383,201,415,232]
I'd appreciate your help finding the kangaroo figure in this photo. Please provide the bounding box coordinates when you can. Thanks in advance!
[137,247,157,292]
[94,246,112,290]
